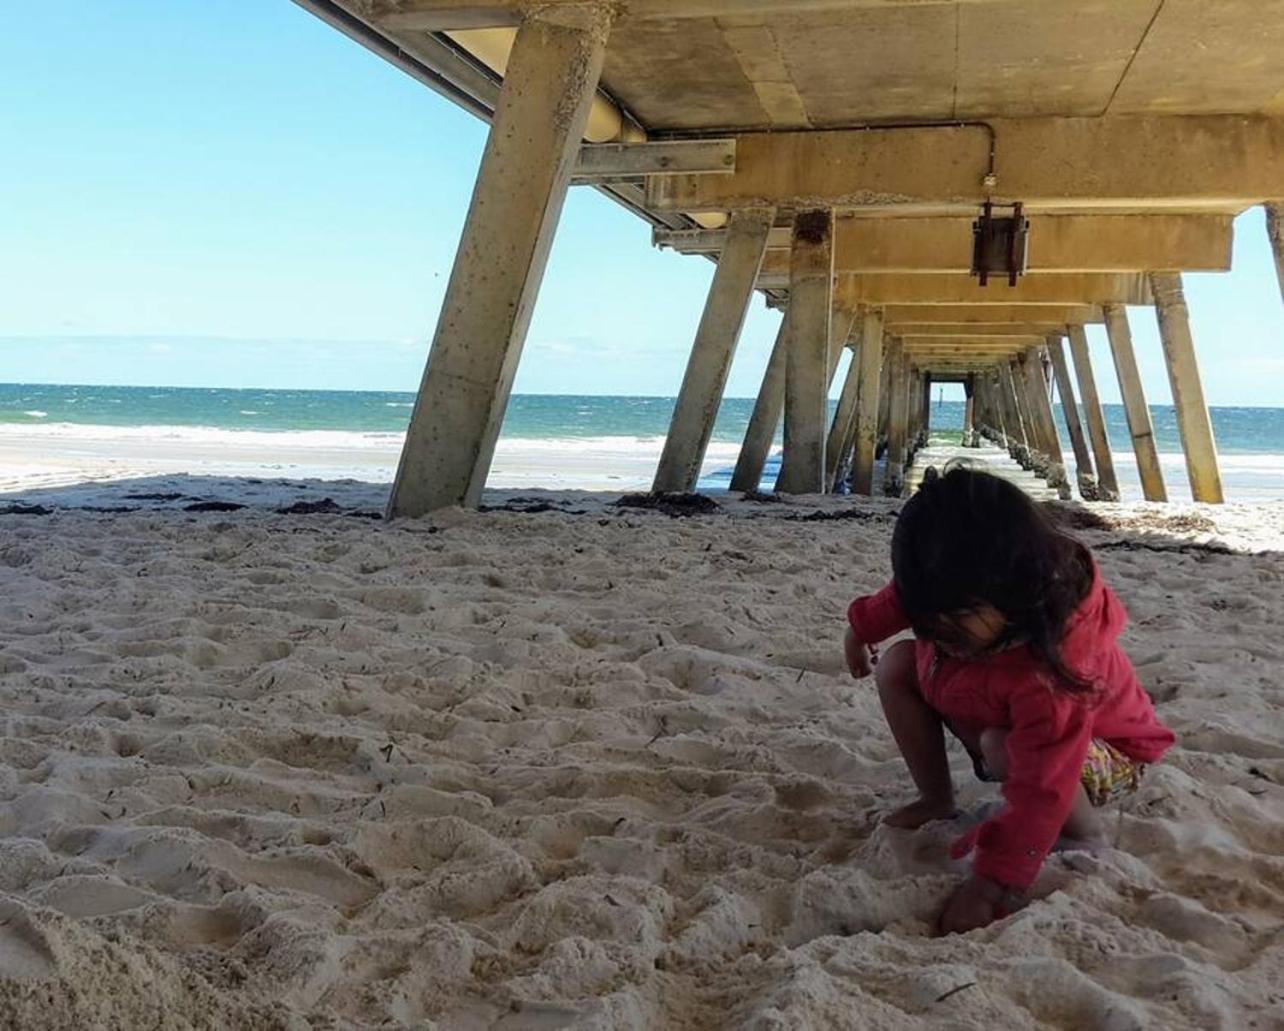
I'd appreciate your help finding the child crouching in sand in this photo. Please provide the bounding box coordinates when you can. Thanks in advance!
[845,466,1174,934]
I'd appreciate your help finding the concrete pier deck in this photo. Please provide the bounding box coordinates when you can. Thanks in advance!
[906,441,1060,501]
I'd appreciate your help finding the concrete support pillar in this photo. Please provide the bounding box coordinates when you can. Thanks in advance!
[849,308,886,495]
[1021,350,1072,499]
[919,375,932,447]
[962,376,976,447]
[1148,273,1224,503]
[875,338,892,451]
[1000,362,1031,464]
[1066,325,1120,500]
[884,341,908,495]
[729,312,788,493]
[824,324,863,492]
[1267,203,1284,306]
[777,210,835,494]
[653,209,775,493]
[987,370,1009,445]
[1046,334,1097,499]
[388,6,611,517]
[1104,303,1167,502]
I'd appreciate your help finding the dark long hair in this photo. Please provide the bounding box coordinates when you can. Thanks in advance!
[891,464,1095,692]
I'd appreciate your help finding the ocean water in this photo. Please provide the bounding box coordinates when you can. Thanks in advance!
[2,383,1283,499]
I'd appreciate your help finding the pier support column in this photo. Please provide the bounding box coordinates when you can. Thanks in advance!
[875,340,892,452]
[1148,273,1224,503]
[730,312,788,493]
[1000,362,1031,466]
[1104,303,1167,502]
[1066,324,1120,500]
[388,6,611,517]
[987,370,1009,446]
[1047,334,1096,499]
[849,308,886,495]
[654,209,775,493]
[1267,203,1284,306]
[777,210,835,494]
[1021,351,1071,499]
[963,376,976,447]
[824,320,864,491]
[919,374,932,448]
[883,341,908,495]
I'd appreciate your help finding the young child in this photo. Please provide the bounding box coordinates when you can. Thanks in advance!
[844,466,1174,934]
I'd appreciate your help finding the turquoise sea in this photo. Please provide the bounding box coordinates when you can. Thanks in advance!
[2,383,1282,499]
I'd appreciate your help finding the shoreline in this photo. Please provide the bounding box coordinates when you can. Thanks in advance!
[2,422,1284,503]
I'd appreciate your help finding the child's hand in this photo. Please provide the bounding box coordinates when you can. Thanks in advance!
[936,875,1010,935]
[844,627,876,679]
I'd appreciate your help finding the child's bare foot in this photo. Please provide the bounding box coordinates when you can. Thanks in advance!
[883,797,958,829]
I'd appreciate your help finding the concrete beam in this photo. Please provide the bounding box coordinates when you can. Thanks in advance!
[654,225,792,254]
[849,308,885,495]
[649,118,1284,213]
[661,214,1232,272]
[752,214,1232,274]
[369,1,977,32]
[572,139,736,183]
[890,323,1084,337]
[883,304,1104,325]
[832,273,1152,307]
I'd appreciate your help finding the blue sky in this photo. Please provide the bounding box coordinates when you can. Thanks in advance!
[1,2,1280,405]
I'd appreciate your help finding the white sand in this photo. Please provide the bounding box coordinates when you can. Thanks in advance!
[0,484,1281,1029]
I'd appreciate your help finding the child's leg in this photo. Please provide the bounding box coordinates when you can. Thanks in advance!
[979,729,1106,844]
[876,640,958,828]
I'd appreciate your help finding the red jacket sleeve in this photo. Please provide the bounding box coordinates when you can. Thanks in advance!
[846,580,911,644]
[956,680,1095,890]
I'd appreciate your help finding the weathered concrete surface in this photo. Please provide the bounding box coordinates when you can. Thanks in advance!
[369,1,1284,136]
[883,305,1104,325]
[651,119,1284,213]
[1149,273,1225,504]
[890,322,1093,338]
[1066,324,1120,501]
[1019,350,1071,499]
[823,333,862,492]
[653,208,773,492]
[755,214,1235,274]
[883,340,908,495]
[1267,203,1284,305]
[849,308,885,495]
[1000,361,1031,462]
[777,210,834,494]
[1104,303,1167,503]
[729,312,788,492]
[833,273,1152,307]
[1046,335,1096,499]
[387,7,610,517]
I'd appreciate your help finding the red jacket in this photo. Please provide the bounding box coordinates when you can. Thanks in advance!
[847,567,1174,889]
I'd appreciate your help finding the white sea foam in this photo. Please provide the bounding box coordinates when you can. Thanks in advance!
[22,410,47,418]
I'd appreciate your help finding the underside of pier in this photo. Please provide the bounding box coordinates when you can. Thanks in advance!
[297,0,1284,511]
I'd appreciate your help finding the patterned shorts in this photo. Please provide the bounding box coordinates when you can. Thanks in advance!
[1080,738,1144,807]
[962,730,1144,807]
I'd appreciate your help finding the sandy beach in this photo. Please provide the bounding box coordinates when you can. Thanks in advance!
[0,476,1280,1028]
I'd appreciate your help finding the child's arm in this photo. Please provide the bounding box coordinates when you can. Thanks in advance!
[951,682,1094,892]
[846,580,911,649]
